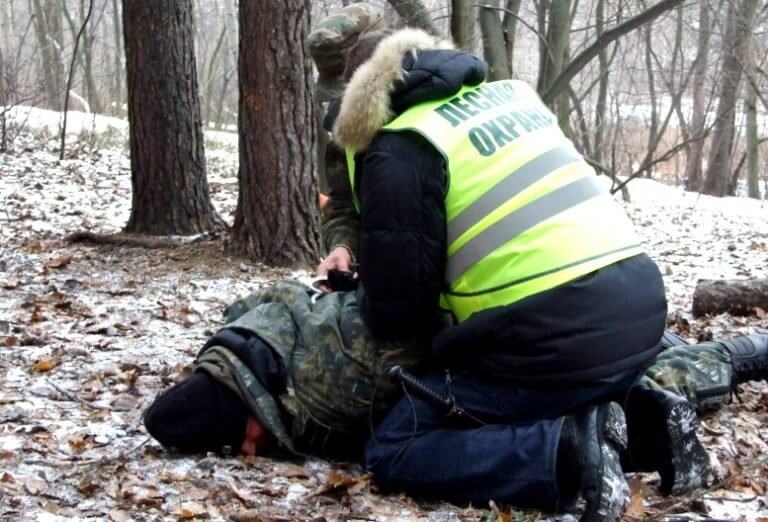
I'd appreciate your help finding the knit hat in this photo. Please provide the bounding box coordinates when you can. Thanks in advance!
[144,370,248,455]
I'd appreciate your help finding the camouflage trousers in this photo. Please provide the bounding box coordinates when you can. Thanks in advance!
[642,342,734,412]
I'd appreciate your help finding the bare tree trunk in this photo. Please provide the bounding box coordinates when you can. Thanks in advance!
[31,0,61,109]
[702,0,759,197]
[44,0,65,102]
[110,0,123,113]
[123,0,223,235]
[0,2,13,55]
[78,0,101,113]
[684,1,710,192]
[386,0,438,34]
[203,25,226,124]
[536,0,571,99]
[232,0,321,266]
[593,0,608,163]
[745,41,759,199]
[641,4,657,179]
[478,0,511,80]
[451,0,472,50]
[502,0,522,74]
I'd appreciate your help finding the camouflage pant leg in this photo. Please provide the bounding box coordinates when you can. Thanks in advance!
[641,342,734,412]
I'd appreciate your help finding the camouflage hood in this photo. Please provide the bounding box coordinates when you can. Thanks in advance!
[196,345,300,456]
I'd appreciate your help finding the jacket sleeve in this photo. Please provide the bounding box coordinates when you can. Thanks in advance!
[321,141,360,256]
[355,131,447,340]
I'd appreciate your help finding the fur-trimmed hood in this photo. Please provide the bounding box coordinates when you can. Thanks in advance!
[332,29,487,152]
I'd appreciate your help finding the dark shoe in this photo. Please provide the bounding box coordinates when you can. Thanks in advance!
[625,384,710,495]
[560,402,630,522]
[719,334,768,384]
[660,329,689,350]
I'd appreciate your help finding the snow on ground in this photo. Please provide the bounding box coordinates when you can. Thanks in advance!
[1,109,768,520]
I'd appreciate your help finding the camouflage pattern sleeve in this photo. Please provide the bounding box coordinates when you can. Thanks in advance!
[641,343,734,412]
[322,141,360,256]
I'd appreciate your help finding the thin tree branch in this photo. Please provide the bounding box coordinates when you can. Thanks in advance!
[542,0,686,104]
[59,0,95,160]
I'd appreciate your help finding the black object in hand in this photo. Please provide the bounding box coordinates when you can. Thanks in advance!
[327,269,358,292]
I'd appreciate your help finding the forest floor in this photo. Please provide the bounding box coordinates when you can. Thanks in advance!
[2,108,768,521]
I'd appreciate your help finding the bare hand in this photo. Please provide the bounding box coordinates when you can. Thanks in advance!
[316,246,352,276]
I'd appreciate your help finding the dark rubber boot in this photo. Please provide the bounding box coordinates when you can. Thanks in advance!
[719,334,768,384]
[625,384,710,495]
[560,403,630,522]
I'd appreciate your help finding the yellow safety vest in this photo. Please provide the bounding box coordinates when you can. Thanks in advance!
[346,79,643,322]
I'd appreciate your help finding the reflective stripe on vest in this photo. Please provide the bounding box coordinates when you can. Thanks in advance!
[346,79,643,322]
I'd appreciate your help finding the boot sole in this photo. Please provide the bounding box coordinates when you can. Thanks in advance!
[662,401,710,496]
[581,403,630,522]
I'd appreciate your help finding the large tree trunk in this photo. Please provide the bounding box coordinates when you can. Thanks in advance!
[692,279,768,318]
[231,0,321,267]
[123,0,223,235]
[702,0,759,197]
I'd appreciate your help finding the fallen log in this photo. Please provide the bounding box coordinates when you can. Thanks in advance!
[66,230,211,248]
[692,279,768,317]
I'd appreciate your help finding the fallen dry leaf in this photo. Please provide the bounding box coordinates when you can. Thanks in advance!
[30,304,46,323]
[23,476,48,495]
[68,433,91,453]
[44,252,73,269]
[177,502,207,520]
[32,356,60,372]
[108,509,132,522]
[281,463,312,479]
[310,470,369,498]
[1,278,21,289]
[230,509,265,522]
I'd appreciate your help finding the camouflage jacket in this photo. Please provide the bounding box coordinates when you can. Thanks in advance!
[321,142,360,256]
[197,281,425,457]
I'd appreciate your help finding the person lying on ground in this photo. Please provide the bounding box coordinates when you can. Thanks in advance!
[143,279,768,512]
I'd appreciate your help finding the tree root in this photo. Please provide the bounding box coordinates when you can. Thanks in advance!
[65,230,212,249]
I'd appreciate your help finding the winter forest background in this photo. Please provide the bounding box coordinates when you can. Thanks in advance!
[3,0,768,207]
[1,0,768,520]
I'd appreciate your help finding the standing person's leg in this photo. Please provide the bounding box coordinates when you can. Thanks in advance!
[365,370,636,517]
